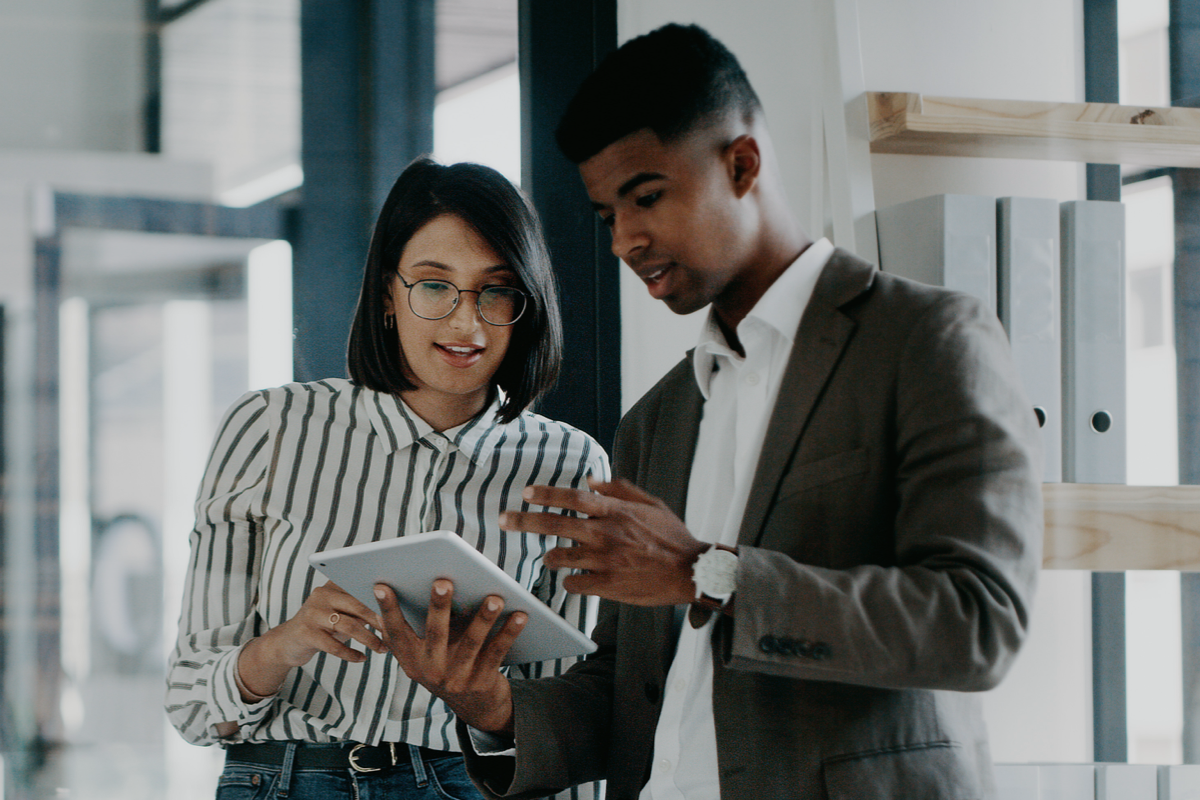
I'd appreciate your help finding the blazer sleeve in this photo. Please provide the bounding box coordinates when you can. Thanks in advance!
[458,599,620,800]
[723,292,1043,692]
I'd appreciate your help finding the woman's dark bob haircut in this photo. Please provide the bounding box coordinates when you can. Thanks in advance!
[347,158,562,424]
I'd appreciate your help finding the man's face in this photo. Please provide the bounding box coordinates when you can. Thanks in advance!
[579,127,755,318]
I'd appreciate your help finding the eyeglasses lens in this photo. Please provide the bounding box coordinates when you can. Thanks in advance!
[408,280,525,325]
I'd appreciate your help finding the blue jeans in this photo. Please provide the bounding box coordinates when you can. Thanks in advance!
[215,744,484,800]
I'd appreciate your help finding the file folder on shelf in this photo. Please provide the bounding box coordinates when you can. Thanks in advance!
[998,197,1063,482]
[994,764,1039,800]
[875,194,997,311]
[1159,764,1200,799]
[1060,200,1126,485]
[1036,763,1095,800]
[1095,763,1157,799]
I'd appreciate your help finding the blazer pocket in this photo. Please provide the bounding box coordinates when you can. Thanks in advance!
[778,447,869,499]
[823,742,982,800]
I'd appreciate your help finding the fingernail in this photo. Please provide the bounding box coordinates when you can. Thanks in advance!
[522,486,533,500]
[498,512,509,527]
[435,582,449,596]
[487,599,500,612]
[513,613,527,627]
[374,587,386,601]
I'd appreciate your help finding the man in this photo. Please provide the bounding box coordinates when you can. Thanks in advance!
[377,22,1043,799]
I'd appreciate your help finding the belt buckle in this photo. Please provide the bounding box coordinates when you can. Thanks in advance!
[348,742,397,773]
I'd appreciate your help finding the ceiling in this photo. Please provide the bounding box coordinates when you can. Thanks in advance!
[437,0,518,93]
[160,0,519,197]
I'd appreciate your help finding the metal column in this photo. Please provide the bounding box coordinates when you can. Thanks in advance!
[518,0,620,449]
[1083,0,1128,764]
[1171,0,1200,763]
[295,0,435,382]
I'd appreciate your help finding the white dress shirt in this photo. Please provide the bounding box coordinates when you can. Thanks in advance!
[640,238,833,799]
[166,378,609,751]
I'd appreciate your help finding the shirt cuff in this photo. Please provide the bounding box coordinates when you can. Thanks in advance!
[465,726,517,757]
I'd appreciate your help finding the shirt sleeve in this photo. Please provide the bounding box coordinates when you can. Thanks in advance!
[164,390,276,745]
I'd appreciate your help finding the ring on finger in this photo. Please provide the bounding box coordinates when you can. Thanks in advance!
[328,612,340,626]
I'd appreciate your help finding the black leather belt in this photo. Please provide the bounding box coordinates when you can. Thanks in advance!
[226,742,450,773]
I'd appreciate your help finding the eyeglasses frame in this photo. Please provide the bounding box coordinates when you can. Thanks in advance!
[394,273,531,327]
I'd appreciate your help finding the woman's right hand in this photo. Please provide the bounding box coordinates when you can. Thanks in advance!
[235,581,388,701]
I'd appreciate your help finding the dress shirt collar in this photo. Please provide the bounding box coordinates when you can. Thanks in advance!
[360,386,507,465]
[691,237,835,399]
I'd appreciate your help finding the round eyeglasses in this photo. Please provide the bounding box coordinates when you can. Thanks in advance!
[396,274,530,326]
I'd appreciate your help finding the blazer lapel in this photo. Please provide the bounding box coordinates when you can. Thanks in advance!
[645,359,704,518]
[634,361,703,654]
[737,249,877,548]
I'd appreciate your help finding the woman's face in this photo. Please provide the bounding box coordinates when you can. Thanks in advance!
[384,213,517,431]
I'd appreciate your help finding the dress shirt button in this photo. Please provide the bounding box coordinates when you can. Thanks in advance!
[658,758,672,773]
[673,677,687,693]
[745,372,760,386]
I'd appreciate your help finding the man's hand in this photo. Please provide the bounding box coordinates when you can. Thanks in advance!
[375,580,522,735]
[500,477,707,606]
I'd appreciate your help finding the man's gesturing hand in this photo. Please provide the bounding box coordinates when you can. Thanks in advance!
[374,580,522,735]
[500,477,707,606]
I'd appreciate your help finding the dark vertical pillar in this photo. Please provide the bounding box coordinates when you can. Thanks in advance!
[143,0,162,153]
[295,0,435,382]
[28,234,63,783]
[1171,0,1200,764]
[518,0,620,450]
[1084,0,1120,204]
[1083,0,1128,764]
[367,0,436,216]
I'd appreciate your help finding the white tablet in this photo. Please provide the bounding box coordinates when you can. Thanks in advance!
[309,530,596,666]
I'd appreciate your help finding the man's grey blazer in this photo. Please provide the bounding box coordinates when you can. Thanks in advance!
[460,248,1044,800]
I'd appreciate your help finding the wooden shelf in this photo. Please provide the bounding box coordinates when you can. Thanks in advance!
[1043,483,1200,570]
[869,92,1200,167]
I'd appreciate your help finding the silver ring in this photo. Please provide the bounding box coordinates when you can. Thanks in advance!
[328,612,340,626]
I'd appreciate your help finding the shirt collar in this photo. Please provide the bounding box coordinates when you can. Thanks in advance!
[691,238,835,398]
[360,387,507,465]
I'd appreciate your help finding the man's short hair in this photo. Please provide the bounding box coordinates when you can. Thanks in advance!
[556,23,762,164]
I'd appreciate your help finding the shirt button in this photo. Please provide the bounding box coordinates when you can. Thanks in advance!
[673,678,687,693]
[745,372,760,386]
[658,759,672,773]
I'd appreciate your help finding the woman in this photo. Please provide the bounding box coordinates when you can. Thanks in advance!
[166,158,609,799]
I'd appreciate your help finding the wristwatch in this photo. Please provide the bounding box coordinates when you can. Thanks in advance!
[692,544,738,608]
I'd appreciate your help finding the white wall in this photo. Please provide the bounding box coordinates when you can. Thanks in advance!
[0,0,144,153]
[618,0,1092,764]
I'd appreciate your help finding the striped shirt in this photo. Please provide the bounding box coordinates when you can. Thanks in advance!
[166,378,609,751]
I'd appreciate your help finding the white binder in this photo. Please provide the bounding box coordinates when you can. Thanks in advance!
[1094,763,1157,800]
[875,194,997,311]
[1036,764,1095,800]
[1060,200,1126,484]
[998,197,1063,482]
[994,764,1039,800]
[1159,765,1200,799]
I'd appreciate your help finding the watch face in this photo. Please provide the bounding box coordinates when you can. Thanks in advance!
[695,547,738,600]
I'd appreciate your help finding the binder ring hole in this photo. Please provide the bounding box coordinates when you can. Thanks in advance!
[1033,407,1046,428]
[1091,411,1112,434]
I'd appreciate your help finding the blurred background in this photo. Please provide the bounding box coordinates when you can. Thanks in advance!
[0,0,1192,796]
